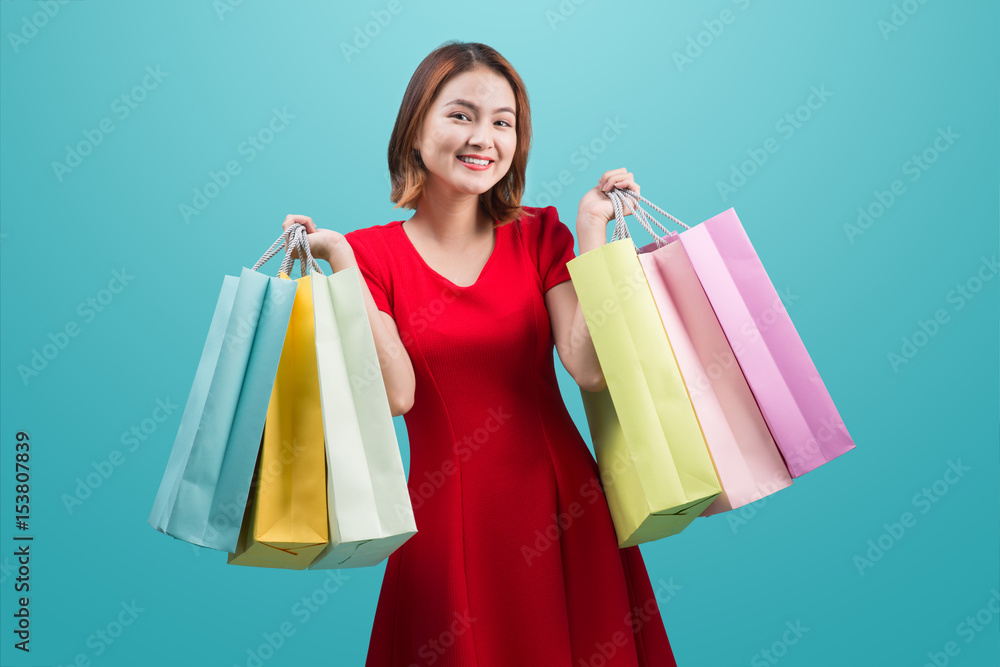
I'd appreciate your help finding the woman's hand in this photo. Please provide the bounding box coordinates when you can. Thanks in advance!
[281,214,346,262]
[577,168,639,229]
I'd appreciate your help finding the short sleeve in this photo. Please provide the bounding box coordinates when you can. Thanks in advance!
[533,206,577,293]
[343,229,393,317]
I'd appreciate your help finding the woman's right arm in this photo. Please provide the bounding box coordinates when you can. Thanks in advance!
[283,215,416,417]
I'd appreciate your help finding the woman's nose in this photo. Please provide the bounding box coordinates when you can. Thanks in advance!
[467,123,493,148]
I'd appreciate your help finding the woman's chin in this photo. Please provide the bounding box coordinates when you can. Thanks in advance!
[431,174,500,197]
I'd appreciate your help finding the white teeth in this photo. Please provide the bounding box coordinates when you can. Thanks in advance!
[458,156,490,166]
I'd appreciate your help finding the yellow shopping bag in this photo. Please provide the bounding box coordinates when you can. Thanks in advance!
[569,234,721,548]
[227,272,329,569]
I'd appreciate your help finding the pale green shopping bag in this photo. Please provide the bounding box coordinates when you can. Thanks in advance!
[308,265,417,569]
[568,217,721,547]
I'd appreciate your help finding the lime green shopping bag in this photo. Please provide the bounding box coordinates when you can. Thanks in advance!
[568,236,721,547]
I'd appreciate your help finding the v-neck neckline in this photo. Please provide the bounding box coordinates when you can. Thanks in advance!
[396,218,500,289]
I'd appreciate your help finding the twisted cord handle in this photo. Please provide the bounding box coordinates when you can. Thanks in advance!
[279,224,324,277]
[608,191,669,243]
[606,187,691,246]
[252,223,324,276]
[608,189,672,244]
[620,189,690,230]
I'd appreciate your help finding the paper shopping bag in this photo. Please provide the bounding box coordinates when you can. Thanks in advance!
[227,272,330,569]
[308,266,418,569]
[676,209,855,477]
[148,267,296,551]
[637,238,792,515]
[567,240,721,548]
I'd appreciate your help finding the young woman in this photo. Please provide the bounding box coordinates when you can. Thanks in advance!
[283,41,678,667]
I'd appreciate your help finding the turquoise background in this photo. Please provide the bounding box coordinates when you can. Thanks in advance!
[1,1,997,666]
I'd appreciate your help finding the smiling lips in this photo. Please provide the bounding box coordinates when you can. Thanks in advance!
[457,155,494,171]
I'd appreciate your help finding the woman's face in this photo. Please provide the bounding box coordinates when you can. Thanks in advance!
[413,66,517,199]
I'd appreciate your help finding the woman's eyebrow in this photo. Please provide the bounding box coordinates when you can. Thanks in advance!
[444,98,515,115]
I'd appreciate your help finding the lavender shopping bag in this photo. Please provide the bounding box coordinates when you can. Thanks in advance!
[619,190,855,478]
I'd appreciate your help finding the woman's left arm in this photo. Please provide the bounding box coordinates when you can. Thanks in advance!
[546,168,640,392]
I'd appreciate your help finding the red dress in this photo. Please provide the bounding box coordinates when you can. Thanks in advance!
[344,205,678,667]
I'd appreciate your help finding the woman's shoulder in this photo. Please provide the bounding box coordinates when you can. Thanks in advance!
[344,219,403,240]
[342,221,407,276]
[343,219,404,252]
[510,205,569,242]
[516,204,556,221]
[508,204,559,234]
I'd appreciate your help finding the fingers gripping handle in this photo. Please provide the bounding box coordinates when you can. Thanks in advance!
[252,223,325,276]
[279,224,325,277]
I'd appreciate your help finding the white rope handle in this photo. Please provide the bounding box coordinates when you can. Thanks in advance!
[608,189,673,244]
[621,189,690,231]
[252,223,324,276]
[614,192,673,242]
[279,224,324,277]
[607,187,690,246]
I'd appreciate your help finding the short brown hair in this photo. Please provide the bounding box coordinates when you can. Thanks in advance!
[387,41,532,228]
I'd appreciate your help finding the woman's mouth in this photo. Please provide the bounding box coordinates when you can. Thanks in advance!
[457,155,493,171]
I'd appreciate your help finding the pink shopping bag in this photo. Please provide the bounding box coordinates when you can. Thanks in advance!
[636,238,793,515]
[620,190,855,478]
[605,190,793,515]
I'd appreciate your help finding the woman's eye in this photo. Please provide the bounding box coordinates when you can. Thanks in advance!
[449,113,512,128]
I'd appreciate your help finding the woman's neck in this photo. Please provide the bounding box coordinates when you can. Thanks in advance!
[407,185,493,248]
